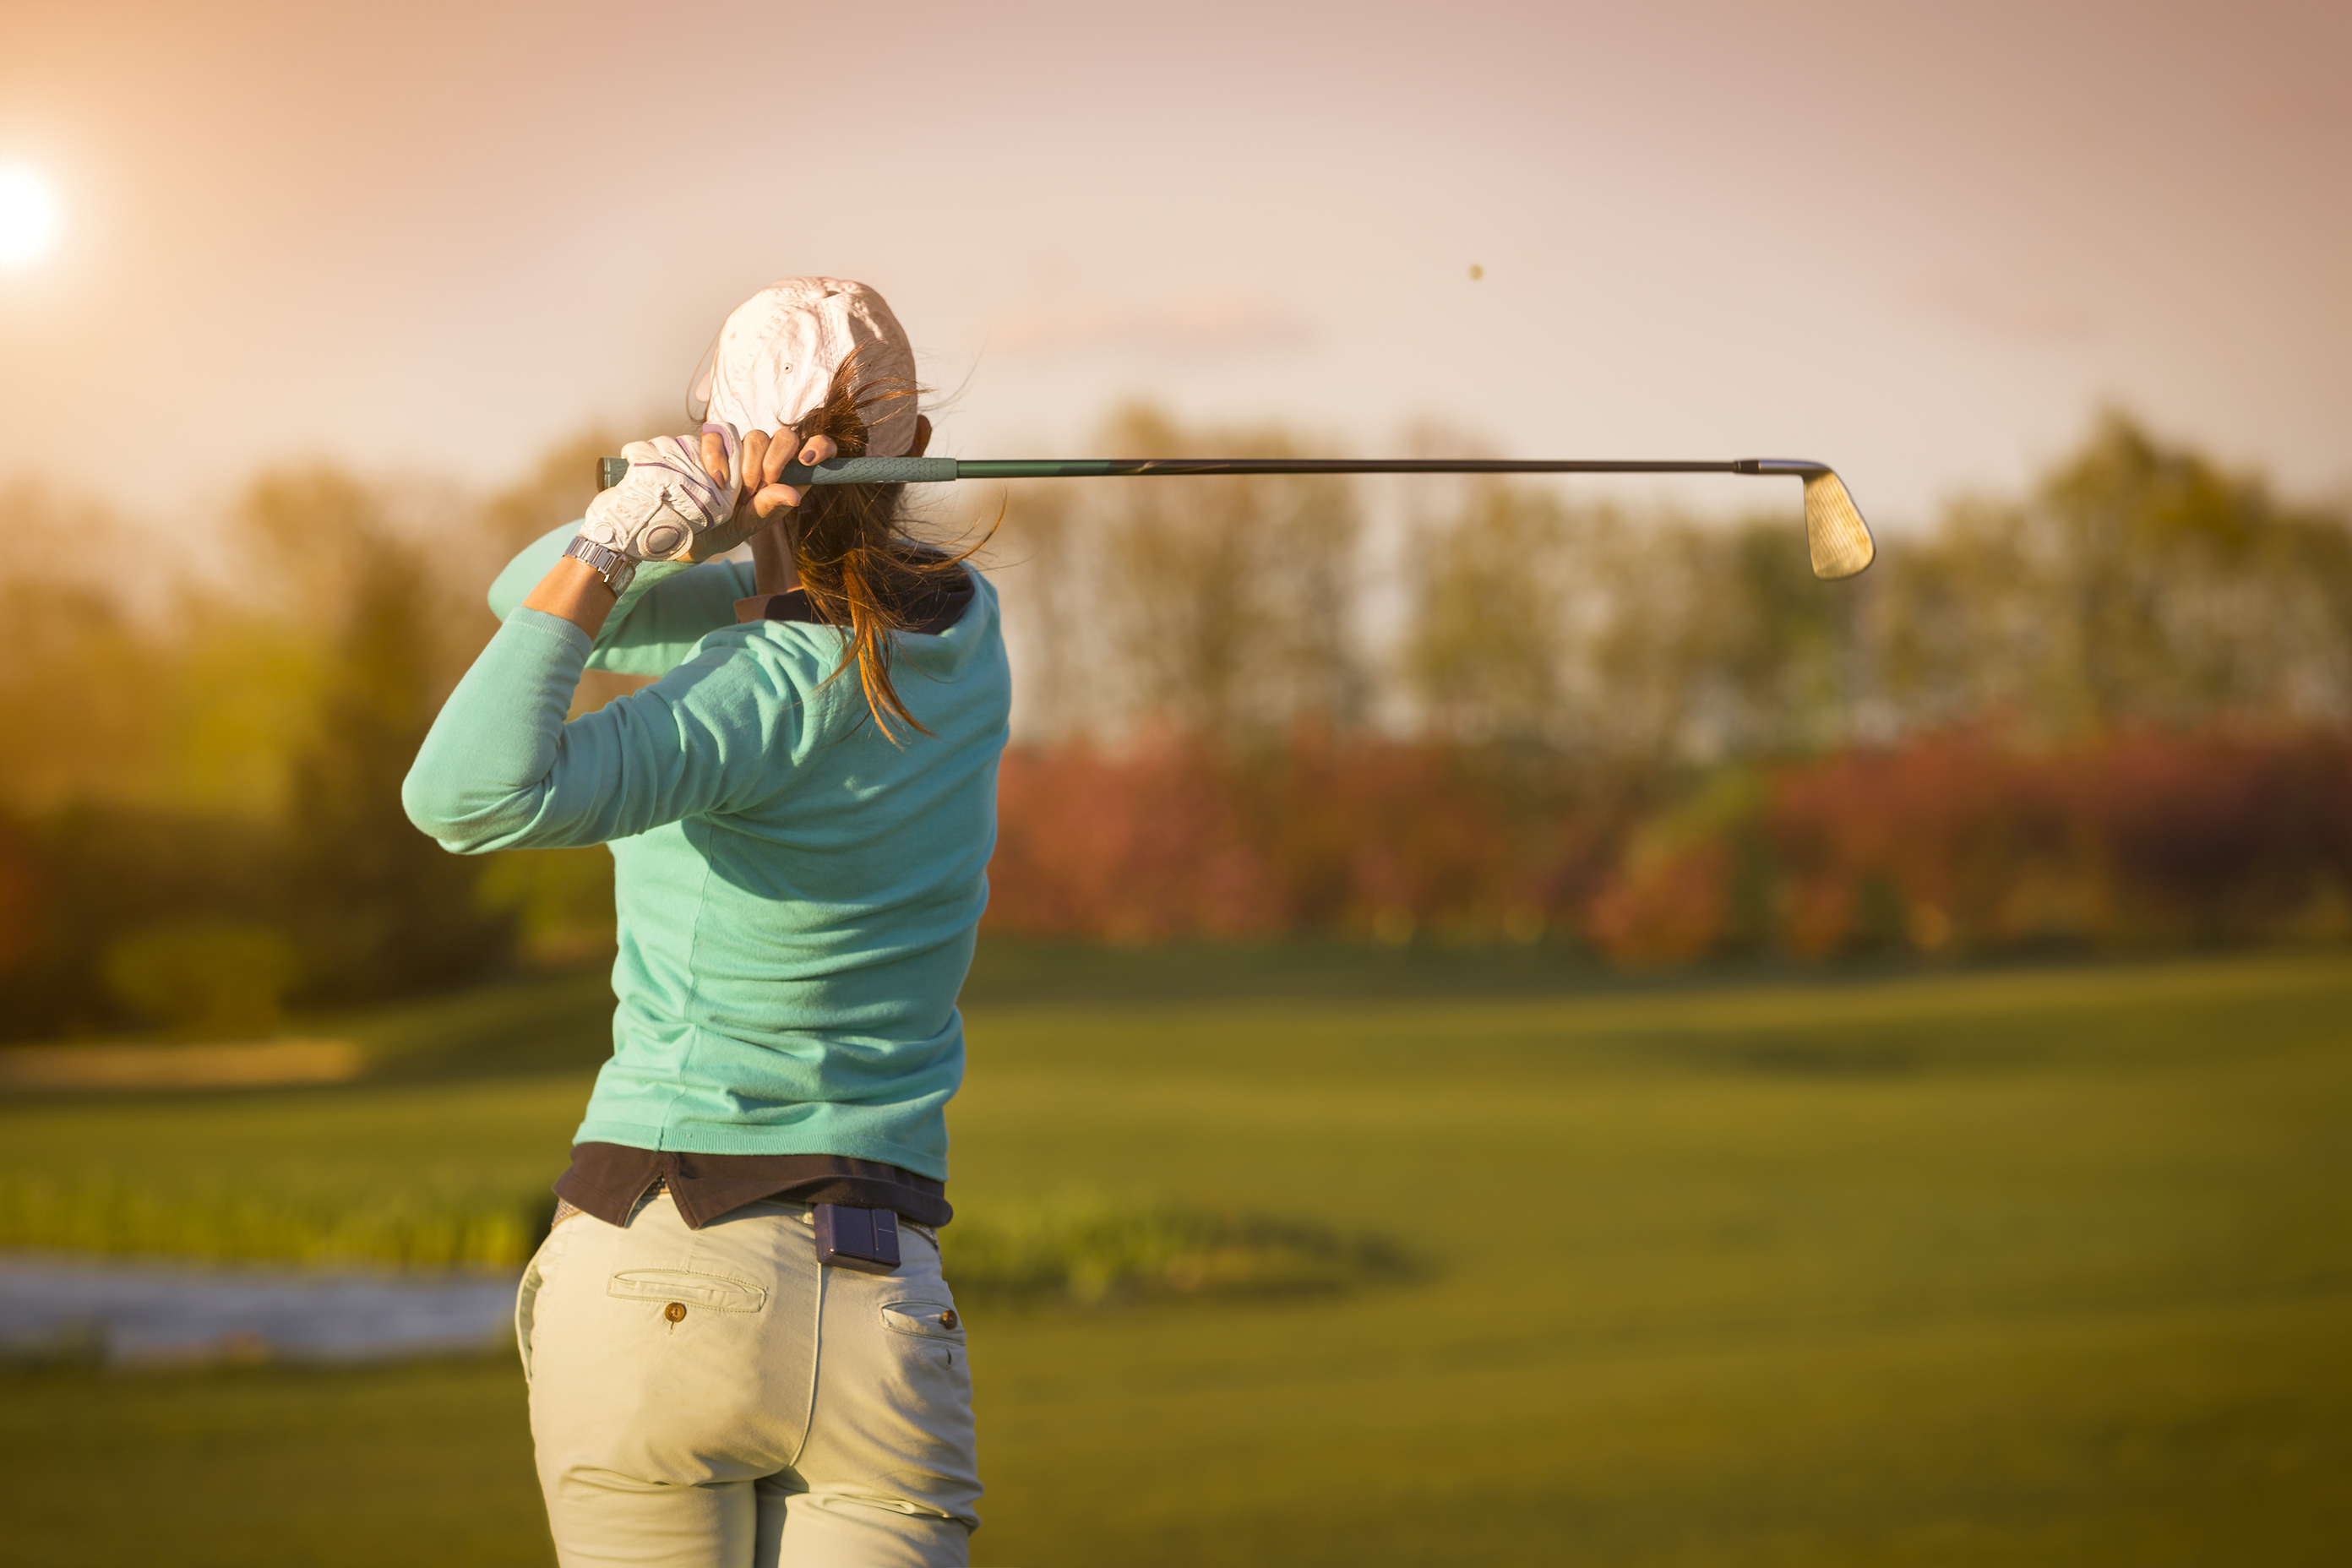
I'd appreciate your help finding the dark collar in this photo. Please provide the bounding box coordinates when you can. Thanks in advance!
[733,568,974,637]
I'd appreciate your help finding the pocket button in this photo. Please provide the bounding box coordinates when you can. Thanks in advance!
[879,1300,965,1340]
[664,1302,687,1323]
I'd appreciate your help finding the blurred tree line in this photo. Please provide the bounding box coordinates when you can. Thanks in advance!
[994,408,2352,757]
[0,430,627,1040]
[984,410,2352,956]
[2,407,2346,1040]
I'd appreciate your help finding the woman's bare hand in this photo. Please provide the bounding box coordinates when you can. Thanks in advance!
[697,427,836,522]
[685,414,933,565]
[680,422,823,562]
[746,430,838,520]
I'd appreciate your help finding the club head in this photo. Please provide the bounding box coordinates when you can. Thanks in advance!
[1734,460,1876,579]
[1803,471,1876,580]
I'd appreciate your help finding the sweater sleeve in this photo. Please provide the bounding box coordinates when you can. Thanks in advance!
[402,607,806,852]
[487,523,757,678]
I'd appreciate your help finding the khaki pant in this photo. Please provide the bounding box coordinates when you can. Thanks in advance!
[517,1190,980,1566]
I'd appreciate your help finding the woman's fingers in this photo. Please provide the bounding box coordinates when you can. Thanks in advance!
[722,427,840,512]
[700,428,734,491]
[760,431,793,487]
[738,428,771,493]
[750,425,809,514]
[750,482,807,519]
[766,431,837,487]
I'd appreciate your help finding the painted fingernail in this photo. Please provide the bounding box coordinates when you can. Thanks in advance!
[801,447,823,466]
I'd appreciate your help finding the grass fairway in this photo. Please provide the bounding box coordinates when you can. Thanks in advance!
[4,950,2350,1564]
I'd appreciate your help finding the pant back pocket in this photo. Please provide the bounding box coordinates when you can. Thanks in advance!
[607,1267,770,1313]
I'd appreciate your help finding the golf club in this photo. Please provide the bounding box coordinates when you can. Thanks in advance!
[597,454,1876,580]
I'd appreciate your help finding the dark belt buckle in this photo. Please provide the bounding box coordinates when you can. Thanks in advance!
[814,1203,901,1275]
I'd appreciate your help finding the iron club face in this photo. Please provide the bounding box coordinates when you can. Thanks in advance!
[1802,471,1876,580]
[1730,460,1876,580]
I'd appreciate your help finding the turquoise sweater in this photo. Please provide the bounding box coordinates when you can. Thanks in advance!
[402,525,1010,1179]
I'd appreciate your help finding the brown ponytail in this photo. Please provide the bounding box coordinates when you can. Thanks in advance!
[787,353,988,740]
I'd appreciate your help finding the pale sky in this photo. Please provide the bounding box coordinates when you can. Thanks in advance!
[2,0,2345,531]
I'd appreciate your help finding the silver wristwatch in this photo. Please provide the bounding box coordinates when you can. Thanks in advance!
[564,534,639,597]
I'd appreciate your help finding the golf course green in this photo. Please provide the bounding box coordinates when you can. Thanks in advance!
[4,947,2348,1565]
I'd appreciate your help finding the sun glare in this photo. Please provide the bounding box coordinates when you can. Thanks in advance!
[0,165,63,270]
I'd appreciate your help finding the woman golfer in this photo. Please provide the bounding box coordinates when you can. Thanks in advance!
[405,277,1004,1566]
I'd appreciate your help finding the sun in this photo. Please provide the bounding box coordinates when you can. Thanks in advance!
[0,165,63,270]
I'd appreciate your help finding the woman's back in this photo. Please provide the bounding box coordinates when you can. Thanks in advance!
[410,529,1010,1174]
[585,561,1010,1168]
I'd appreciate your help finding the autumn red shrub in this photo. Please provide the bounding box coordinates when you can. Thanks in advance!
[1766,734,2089,953]
[1762,731,2352,955]
[2073,732,2352,938]
[1583,840,1734,966]
[0,814,36,975]
[986,735,1631,945]
[987,728,2352,962]
[985,737,1279,943]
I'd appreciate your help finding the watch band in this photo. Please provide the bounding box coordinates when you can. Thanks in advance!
[563,534,639,597]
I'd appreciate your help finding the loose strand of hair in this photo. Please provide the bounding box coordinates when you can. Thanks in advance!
[783,351,998,742]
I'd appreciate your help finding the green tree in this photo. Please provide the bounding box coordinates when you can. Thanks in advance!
[1876,412,2352,734]
[1710,517,1858,756]
[982,406,1367,743]
[237,466,514,999]
[1403,481,1578,746]
[1403,484,1850,764]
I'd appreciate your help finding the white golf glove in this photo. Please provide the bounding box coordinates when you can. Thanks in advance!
[578,423,742,561]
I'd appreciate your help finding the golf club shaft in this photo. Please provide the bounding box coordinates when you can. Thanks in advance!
[599,455,1831,487]
[594,453,1873,580]
[947,458,1749,479]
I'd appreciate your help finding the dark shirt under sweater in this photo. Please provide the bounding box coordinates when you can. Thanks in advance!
[556,1143,951,1229]
[552,564,976,1234]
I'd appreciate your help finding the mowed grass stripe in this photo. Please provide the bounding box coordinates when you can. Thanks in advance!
[973,1289,2351,1565]
[2,950,2347,1564]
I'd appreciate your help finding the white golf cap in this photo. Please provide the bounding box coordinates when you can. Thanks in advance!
[692,277,919,457]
